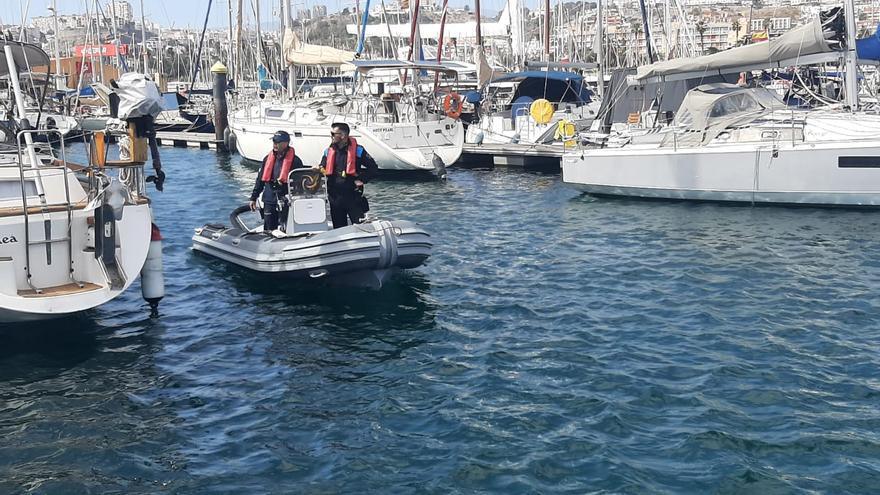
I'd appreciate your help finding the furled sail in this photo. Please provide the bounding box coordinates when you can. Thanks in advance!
[282,28,355,67]
[635,19,835,83]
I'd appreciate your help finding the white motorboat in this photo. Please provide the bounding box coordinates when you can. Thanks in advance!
[192,168,431,289]
[229,60,464,173]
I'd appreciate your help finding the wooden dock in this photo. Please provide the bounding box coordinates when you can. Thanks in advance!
[459,142,565,168]
[155,131,226,151]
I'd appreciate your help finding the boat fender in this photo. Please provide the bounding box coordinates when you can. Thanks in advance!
[223,127,237,153]
[431,153,447,181]
[140,223,165,316]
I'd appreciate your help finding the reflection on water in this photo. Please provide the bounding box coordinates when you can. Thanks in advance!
[1,146,879,493]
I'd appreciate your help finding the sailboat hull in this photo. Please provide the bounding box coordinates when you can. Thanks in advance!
[229,110,463,171]
[563,140,880,206]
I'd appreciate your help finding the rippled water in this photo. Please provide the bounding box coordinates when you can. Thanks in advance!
[2,145,880,493]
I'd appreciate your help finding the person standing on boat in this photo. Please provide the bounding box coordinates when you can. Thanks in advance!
[249,130,303,232]
[318,122,378,229]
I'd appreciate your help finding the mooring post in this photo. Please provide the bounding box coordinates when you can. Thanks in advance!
[211,61,229,151]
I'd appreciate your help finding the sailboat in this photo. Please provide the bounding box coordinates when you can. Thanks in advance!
[228,1,463,172]
[0,41,161,322]
[563,6,880,207]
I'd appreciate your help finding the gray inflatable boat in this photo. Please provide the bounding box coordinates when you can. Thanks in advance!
[192,169,432,288]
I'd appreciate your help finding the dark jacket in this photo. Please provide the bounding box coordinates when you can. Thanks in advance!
[319,142,378,197]
[250,148,304,204]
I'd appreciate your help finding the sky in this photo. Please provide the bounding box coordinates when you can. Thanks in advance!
[0,0,515,30]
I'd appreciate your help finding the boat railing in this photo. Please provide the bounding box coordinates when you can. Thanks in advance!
[14,128,80,294]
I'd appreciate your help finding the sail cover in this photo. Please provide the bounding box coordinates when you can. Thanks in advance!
[635,19,834,82]
[282,28,355,67]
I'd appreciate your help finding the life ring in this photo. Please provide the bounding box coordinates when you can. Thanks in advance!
[443,92,463,119]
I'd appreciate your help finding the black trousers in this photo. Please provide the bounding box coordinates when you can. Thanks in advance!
[329,192,366,229]
[262,203,288,232]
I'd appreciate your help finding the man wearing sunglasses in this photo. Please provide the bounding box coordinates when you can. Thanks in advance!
[318,122,378,228]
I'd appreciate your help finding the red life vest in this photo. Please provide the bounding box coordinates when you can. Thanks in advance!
[324,138,358,177]
[262,147,296,183]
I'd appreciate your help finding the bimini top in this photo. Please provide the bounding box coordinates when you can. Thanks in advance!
[489,70,592,104]
[664,83,788,146]
[0,40,50,77]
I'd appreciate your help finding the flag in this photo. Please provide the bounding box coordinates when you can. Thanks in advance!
[751,30,768,43]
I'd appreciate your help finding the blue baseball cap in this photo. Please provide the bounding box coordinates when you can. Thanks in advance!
[271,130,290,143]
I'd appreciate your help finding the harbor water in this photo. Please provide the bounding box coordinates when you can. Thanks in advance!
[1,145,879,493]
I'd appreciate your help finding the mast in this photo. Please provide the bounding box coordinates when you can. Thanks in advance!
[475,0,482,47]
[50,0,64,88]
[596,0,604,97]
[543,0,550,61]
[282,0,294,99]
[141,0,150,75]
[94,0,105,84]
[226,0,234,77]
[356,0,373,56]
[236,0,243,82]
[637,0,654,64]
[844,0,859,110]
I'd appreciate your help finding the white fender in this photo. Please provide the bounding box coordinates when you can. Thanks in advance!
[141,222,165,314]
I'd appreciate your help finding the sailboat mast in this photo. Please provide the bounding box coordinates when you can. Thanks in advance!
[140,0,150,75]
[543,0,550,61]
[596,0,604,97]
[844,0,859,110]
[51,0,62,81]
[282,0,294,99]
[637,0,654,64]
[475,0,482,47]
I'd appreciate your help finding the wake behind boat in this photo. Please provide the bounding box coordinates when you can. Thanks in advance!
[192,168,431,288]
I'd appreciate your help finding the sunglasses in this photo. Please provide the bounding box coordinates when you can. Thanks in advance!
[330,131,345,136]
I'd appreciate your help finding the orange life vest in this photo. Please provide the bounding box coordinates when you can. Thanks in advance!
[262,147,295,183]
[324,138,358,177]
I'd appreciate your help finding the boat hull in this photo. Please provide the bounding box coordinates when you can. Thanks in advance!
[563,141,880,207]
[229,110,463,171]
[192,219,431,289]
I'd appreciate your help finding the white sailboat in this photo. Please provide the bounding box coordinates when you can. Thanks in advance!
[0,41,159,322]
[230,59,464,172]
[563,6,880,207]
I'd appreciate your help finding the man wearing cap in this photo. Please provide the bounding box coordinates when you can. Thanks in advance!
[318,122,378,228]
[249,130,303,232]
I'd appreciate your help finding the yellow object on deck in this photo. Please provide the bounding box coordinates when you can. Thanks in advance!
[530,99,554,125]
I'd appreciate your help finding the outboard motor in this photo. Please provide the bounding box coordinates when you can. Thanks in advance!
[284,168,332,235]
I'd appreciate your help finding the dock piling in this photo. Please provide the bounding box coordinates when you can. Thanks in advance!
[211,61,229,152]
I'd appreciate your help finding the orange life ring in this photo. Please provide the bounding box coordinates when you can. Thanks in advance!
[443,92,463,119]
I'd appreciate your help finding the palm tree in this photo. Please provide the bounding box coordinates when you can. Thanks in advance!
[731,18,742,46]
[696,20,707,54]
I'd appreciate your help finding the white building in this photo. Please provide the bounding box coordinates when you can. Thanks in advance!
[109,0,134,23]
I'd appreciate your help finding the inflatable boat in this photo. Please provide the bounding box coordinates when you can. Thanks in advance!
[192,168,432,288]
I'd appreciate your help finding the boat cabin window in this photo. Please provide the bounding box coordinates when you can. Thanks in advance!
[0,180,36,199]
[265,108,284,118]
[709,93,761,118]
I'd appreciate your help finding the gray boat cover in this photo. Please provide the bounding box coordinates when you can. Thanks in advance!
[635,19,833,81]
